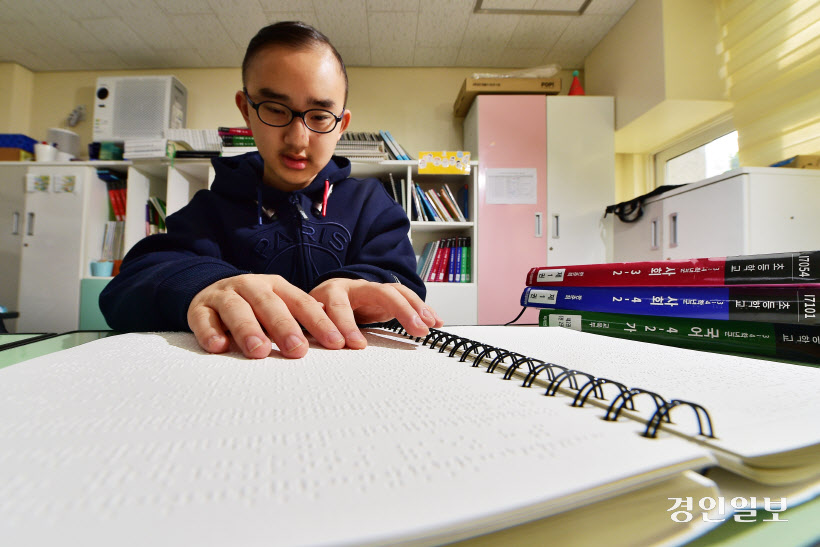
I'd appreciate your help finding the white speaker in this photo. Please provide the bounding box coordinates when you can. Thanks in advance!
[93,76,187,141]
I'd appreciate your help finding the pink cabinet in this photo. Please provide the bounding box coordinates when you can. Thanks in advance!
[464,95,614,325]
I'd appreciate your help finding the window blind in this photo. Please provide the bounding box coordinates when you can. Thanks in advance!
[716,0,820,165]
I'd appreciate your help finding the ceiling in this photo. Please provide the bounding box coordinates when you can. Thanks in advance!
[0,0,636,72]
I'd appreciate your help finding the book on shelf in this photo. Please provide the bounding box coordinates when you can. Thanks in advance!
[165,129,222,152]
[380,173,405,210]
[440,184,467,222]
[526,250,819,287]
[414,183,440,221]
[145,196,167,236]
[97,168,127,222]
[425,188,452,221]
[220,145,258,157]
[412,183,469,223]
[419,237,471,283]
[2,325,818,545]
[220,135,257,147]
[378,129,412,160]
[538,308,820,364]
[457,183,470,221]
[217,126,253,136]
[385,130,412,160]
[335,132,390,161]
[520,285,819,325]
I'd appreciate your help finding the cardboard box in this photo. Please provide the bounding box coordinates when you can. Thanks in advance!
[453,77,561,117]
[0,147,34,161]
[783,155,820,169]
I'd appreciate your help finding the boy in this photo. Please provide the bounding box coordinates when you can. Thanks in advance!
[100,21,443,359]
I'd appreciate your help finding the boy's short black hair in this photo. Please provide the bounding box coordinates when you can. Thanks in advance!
[242,21,349,107]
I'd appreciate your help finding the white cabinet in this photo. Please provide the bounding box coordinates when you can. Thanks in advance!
[0,164,28,330]
[16,165,111,332]
[464,95,615,325]
[613,167,820,261]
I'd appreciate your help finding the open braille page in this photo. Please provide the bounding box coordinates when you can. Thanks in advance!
[0,330,713,546]
[443,325,820,478]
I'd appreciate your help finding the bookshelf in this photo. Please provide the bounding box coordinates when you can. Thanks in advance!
[0,157,478,332]
[346,159,479,325]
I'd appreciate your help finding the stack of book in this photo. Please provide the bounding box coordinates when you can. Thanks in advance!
[418,237,471,283]
[378,130,411,160]
[412,183,467,222]
[166,129,221,159]
[519,251,820,363]
[335,132,389,162]
[219,127,256,157]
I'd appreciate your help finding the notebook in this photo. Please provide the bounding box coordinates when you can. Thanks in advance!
[0,325,818,546]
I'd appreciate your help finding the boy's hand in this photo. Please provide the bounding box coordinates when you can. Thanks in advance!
[187,274,443,359]
[188,274,345,359]
[309,278,444,349]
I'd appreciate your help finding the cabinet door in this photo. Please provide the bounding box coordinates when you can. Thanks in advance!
[660,177,745,260]
[0,166,27,320]
[17,170,87,332]
[545,96,614,266]
[473,95,548,325]
[612,199,665,262]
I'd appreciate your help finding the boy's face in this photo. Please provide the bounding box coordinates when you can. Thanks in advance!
[237,44,350,192]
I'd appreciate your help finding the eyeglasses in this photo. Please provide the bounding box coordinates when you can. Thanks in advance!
[244,89,344,134]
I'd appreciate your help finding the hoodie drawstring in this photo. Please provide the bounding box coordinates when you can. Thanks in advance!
[322,179,330,217]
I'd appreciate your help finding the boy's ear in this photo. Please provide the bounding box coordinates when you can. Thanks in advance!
[339,109,352,134]
[235,90,252,126]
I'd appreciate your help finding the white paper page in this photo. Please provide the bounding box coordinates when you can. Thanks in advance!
[441,325,820,464]
[0,331,711,547]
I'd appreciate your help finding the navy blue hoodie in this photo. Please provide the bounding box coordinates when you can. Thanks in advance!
[99,152,423,332]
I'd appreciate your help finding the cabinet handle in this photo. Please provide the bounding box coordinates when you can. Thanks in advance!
[26,212,35,236]
[552,214,560,239]
[650,217,660,250]
[12,212,20,235]
[669,213,678,248]
[534,213,543,237]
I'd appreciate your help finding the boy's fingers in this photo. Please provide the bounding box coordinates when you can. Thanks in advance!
[188,305,232,354]
[390,283,445,328]
[348,283,430,338]
[261,278,346,351]
[206,290,275,359]
[318,287,368,349]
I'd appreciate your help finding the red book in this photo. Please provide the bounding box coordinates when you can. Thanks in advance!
[218,126,253,136]
[525,251,820,287]
[427,239,446,283]
[106,181,125,221]
[437,239,452,282]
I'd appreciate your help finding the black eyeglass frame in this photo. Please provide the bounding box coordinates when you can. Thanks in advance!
[243,89,344,134]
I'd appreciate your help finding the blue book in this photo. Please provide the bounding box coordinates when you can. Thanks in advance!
[415,183,440,221]
[384,130,410,160]
[520,285,818,324]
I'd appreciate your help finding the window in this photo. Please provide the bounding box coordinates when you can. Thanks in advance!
[653,119,738,187]
[665,131,739,185]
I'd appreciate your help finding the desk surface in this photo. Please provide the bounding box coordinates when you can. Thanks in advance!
[0,331,114,369]
[1,331,818,547]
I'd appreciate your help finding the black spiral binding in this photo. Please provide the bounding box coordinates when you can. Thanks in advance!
[377,321,715,440]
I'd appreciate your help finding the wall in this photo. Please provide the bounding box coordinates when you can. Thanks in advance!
[585,0,731,154]
[22,66,577,159]
[0,63,34,134]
